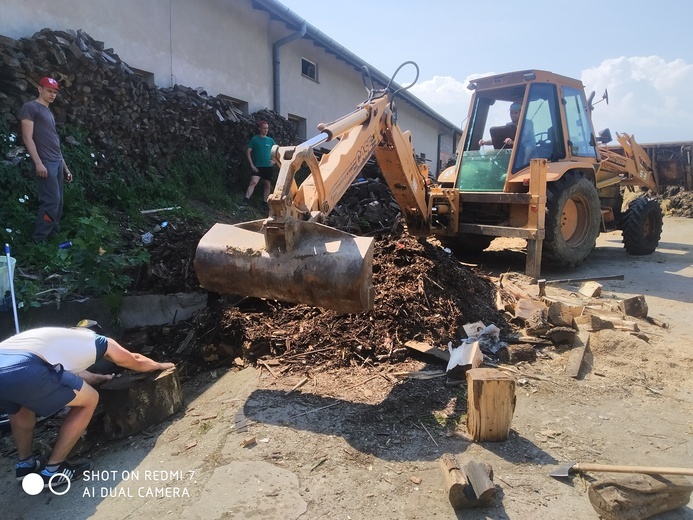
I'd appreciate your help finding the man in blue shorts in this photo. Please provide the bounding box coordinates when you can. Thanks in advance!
[243,120,276,206]
[0,326,174,489]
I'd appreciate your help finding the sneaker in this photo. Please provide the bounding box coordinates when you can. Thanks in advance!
[242,197,250,205]
[15,454,46,481]
[41,460,92,489]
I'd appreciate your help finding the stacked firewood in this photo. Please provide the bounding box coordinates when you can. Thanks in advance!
[0,28,296,181]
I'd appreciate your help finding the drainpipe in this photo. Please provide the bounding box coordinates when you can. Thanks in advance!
[273,22,307,114]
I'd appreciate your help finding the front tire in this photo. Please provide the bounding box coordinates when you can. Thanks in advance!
[543,173,602,267]
[621,197,663,255]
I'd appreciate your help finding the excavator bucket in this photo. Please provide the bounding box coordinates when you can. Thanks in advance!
[194,219,375,314]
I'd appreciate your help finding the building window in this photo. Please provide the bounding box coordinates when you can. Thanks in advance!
[301,58,318,82]
[288,114,307,141]
[130,67,155,85]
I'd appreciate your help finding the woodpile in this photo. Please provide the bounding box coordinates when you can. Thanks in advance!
[0,28,296,183]
[326,177,403,235]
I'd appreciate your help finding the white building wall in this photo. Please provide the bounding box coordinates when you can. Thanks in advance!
[277,37,446,166]
[2,0,174,84]
[1,0,455,171]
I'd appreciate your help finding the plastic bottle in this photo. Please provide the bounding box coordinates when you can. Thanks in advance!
[58,241,72,249]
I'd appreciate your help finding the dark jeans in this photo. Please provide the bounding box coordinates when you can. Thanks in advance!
[33,160,64,241]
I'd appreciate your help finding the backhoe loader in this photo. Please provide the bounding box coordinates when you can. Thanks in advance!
[195,65,663,314]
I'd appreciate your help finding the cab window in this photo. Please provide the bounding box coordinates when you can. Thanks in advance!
[562,86,597,158]
[512,82,564,172]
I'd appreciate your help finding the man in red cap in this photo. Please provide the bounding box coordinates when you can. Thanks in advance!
[19,77,74,242]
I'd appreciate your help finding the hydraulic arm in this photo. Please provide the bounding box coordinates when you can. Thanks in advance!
[195,64,431,313]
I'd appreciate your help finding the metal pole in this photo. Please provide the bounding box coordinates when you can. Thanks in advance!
[4,243,19,334]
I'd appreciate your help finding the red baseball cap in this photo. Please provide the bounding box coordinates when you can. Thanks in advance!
[39,77,60,90]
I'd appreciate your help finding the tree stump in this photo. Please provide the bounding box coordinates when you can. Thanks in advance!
[465,368,516,442]
[99,367,183,439]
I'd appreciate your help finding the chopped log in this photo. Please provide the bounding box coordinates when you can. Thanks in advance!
[524,307,550,335]
[496,343,537,364]
[465,368,516,442]
[541,296,585,318]
[565,327,590,378]
[464,460,497,505]
[439,453,475,509]
[500,277,535,301]
[611,318,639,332]
[579,281,603,297]
[514,298,547,320]
[619,295,648,318]
[588,474,693,520]
[462,321,486,338]
[405,340,450,364]
[99,367,183,439]
[547,301,575,327]
[439,454,495,510]
[574,314,615,332]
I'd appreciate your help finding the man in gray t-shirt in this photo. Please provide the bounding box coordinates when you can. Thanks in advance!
[19,77,74,242]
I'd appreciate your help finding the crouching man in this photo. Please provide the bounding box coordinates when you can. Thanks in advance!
[0,326,174,489]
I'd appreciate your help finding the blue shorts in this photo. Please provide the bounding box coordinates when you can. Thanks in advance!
[0,352,84,416]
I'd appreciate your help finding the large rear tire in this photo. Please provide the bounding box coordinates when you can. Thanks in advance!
[621,197,663,255]
[543,173,602,267]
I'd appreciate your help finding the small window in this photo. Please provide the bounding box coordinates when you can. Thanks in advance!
[130,67,155,85]
[288,114,307,141]
[301,58,318,82]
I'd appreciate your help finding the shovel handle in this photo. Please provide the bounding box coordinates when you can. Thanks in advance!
[575,463,693,476]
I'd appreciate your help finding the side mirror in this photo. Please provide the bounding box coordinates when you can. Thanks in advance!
[597,128,612,144]
[589,89,609,111]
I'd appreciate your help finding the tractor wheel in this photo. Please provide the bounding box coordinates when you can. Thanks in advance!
[443,234,494,255]
[543,173,602,267]
[621,197,663,255]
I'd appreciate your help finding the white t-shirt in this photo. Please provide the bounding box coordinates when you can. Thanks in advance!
[0,327,101,372]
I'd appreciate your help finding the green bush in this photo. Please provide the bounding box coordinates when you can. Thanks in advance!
[0,116,242,310]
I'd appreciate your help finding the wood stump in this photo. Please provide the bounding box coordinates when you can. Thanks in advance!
[99,367,183,439]
[465,368,516,442]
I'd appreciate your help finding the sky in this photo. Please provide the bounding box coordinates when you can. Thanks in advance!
[279,0,693,143]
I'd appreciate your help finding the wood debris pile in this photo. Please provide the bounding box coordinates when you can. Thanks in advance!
[659,186,693,218]
[0,28,296,180]
[325,177,403,235]
[123,232,510,374]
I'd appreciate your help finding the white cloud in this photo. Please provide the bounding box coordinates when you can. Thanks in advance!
[410,75,479,128]
[582,56,693,142]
